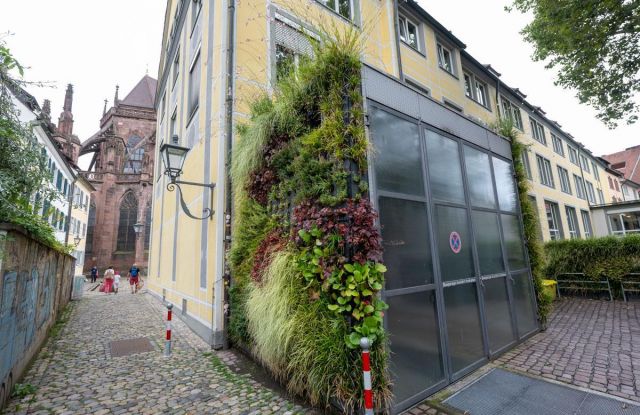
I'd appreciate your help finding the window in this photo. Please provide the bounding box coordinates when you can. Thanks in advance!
[191,0,202,32]
[521,150,532,179]
[172,47,180,89]
[551,134,564,156]
[188,51,201,120]
[565,207,580,239]
[82,222,86,237]
[592,161,600,180]
[56,171,62,191]
[585,181,596,204]
[614,180,620,191]
[500,96,523,130]
[581,210,592,238]
[123,136,144,174]
[609,212,640,235]
[319,0,352,20]
[529,118,546,145]
[117,192,138,252]
[573,174,586,199]
[275,45,298,82]
[568,146,579,165]
[169,110,177,142]
[597,189,605,204]
[608,176,614,189]
[557,166,572,194]
[536,155,554,188]
[464,71,489,108]
[545,201,563,240]
[399,15,419,50]
[437,43,455,75]
[580,155,591,173]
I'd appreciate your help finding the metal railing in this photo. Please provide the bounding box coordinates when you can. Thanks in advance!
[621,273,640,302]
[555,272,613,301]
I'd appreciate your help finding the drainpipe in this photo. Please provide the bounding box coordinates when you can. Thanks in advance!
[393,0,404,80]
[222,0,236,349]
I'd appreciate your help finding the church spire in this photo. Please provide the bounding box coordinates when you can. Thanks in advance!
[63,84,73,112]
[42,99,51,120]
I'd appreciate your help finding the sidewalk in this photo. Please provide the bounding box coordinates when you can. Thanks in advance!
[4,282,314,415]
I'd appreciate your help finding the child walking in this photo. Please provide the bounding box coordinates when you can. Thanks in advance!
[113,271,121,294]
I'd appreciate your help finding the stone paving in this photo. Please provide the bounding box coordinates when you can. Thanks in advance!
[497,298,640,403]
[4,281,316,415]
[406,298,640,414]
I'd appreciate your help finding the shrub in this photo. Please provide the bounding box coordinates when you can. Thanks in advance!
[545,235,640,280]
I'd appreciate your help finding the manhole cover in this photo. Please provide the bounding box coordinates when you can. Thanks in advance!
[109,337,154,357]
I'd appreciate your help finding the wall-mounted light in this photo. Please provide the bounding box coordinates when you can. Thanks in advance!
[73,235,82,246]
[133,222,144,237]
[160,134,216,220]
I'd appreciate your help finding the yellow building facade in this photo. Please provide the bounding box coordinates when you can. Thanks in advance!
[149,0,617,346]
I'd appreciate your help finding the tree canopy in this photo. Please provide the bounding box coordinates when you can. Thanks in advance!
[0,39,62,249]
[509,0,640,128]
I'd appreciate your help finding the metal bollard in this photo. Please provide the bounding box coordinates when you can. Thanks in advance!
[360,337,374,415]
[165,303,173,357]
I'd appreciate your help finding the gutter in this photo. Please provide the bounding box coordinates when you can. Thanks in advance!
[393,0,404,80]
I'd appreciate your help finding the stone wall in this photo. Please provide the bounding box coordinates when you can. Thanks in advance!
[0,224,75,408]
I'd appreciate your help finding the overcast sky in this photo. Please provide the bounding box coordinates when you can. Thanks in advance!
[1,0,638,161]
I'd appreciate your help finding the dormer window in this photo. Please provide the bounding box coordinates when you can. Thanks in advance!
[437,42,456,76]
[399,15,419,51]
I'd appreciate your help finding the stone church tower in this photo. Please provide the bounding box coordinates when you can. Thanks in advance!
[80,75,157,274]
[50,84,82,165]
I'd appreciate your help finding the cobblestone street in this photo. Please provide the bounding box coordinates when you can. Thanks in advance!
[497,298,640,402]
[4,282,314,415]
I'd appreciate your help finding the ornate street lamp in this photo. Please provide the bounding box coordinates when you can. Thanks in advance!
[159,134,216,220]
[73,235,82,246]
[133,222,144,237]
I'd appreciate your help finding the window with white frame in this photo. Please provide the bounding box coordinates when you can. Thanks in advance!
[437,42,455,75]
[568,145,579,165]
[573,174,586,199]
[172,47,180,89]
[521,150,532,179]
[500,96,523,130]
[191,0,202,32]
[536,155,554,188]
[565,206,580,239]
[581,210,592,237]
[557,166,572,194]
[592,161,600,180]
[463,71,489,108]
[545,200,563,240]
[188,50,201,121]
[318,0,353,20]
[585,181,596,203]
[399,15,419,50]
[529,118,546,145]
[580,155,591,173]
[551,133,565,157]
[597,189,605,204]
[609,212,640,235]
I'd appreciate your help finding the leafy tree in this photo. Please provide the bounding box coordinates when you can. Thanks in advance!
[508,0,640,127]
[0,39,61,249]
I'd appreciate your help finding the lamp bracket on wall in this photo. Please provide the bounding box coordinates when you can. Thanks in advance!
[166,179,216,220]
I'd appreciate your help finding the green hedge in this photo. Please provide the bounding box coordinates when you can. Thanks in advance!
[545,235,640,280]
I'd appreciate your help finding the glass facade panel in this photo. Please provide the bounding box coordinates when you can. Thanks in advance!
[379,197,433,289]
[472,211,504,275]
[435,206,474,281]
[501,214,527,270]
[483,277,516,352]
[426,131,465,204]
[444,284,485,373]
[370,107,424,196]
[512,271,538,336]
[387,292,445,403]
[493,157,517,212]
[464,146,496,209]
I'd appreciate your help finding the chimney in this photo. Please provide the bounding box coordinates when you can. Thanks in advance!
[114,85,119,106]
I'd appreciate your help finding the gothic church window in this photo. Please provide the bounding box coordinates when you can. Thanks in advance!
[124,135,144,173]
[117,192,138,251]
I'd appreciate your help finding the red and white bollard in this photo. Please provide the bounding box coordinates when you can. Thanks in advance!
[360,337,374,415]
[165,303,173,357]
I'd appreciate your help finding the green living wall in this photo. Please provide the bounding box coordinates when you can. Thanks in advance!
[229,28,391,412]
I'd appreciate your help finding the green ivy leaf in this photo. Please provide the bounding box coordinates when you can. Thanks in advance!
[375,263,387,273]
[327,304,339,311]
[344,263,355,273]
[364,305,374,314]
